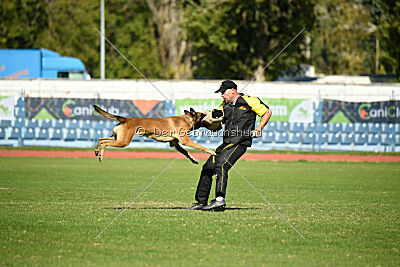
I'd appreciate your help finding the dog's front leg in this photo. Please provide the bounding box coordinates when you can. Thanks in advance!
[178,136,216,156]
[169,140,198,164]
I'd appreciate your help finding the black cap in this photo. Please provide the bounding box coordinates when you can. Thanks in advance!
[215,80,237,93]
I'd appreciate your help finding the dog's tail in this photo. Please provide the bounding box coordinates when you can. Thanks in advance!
[93,105,127,123]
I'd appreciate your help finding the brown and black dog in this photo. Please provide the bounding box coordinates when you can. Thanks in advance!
[93,105,216,164]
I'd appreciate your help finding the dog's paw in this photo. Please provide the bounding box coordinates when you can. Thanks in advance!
[95,150,99,156]
[98,156,102,162]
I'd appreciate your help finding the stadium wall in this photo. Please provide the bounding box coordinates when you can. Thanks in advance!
[0,79,399,152]
[0,79,398,101]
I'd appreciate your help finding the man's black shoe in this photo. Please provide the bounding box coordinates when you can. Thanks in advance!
[187,203,204,210]
[202,200,226,211]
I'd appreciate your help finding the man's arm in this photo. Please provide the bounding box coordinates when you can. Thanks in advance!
[251,109,272,138]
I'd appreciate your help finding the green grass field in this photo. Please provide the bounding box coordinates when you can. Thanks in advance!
[0,157,399,266]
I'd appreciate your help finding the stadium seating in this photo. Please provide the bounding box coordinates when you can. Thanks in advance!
[329,123,342,133]
[264,121,277,132]
[105,120,116,130]
[276,132,288,143]
[316,123,329,133]
[291,122,304,133]
[276,122,289,132]
[1,104,395,152]
[317,133,329,144]
[328,133,342,145]
[343,134,355,145]
[81,120,92,130]
[27,119,39,128]
[382,134,395,146]
[304,123,316,133]
[289,132,302,144]
[68,119,79,129]
[78,129,91,141]
[14,117,25,128]
[190,130,201,143]
[342,123,355,133]
[55,119,66,128]
[302,133,315,144]
[383,123,394,134]
[0,128,5,139]
[369,123,382,134]
[355,123,368,133]
[395,124,400,133]
[262,132,275,143]
[51,128,63,140]
[93,129,104,141]
[209,131,223,143]
[95,120,106,130]
[24,128,36,140]
[368,133,381,145]
[9,128,20,140]
[38,128,50,140]
[0,120,12,128]
[65,129,78,141]
[132,135,145,143]
[40,119,53,128]
[143,136,155,143]
[355,133,368,145]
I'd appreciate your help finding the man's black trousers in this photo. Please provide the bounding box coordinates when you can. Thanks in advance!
[195,143,247,205]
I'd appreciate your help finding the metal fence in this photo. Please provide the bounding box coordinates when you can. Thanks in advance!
[0,97,399,152]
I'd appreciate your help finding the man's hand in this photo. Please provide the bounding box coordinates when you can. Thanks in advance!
[251,129,261,138]
[252,109,272,138]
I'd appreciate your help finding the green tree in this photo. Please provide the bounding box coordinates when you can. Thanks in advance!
[146,0,192,79]
[183,0,315,81]
[104,0,162,79]
[311,0,374,75]
[378,0,400,79]
[0,0,163,79]
[39,0,100,77]
[0,0,50,48]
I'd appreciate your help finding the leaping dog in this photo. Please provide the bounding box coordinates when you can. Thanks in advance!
[93,105,216,164]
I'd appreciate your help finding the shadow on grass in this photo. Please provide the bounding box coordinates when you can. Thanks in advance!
[104,206,262,211]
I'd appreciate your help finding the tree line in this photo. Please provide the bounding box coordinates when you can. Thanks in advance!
[0,0,398,81]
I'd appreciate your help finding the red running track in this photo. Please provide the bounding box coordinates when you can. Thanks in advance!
[0,150,399,162]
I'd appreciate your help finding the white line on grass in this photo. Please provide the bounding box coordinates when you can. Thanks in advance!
[94,158,176,239]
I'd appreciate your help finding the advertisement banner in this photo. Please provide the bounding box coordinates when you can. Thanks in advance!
[175,98,314,123]
[322,100,400,123]
[0,96,15,120]
[25,98,167,120]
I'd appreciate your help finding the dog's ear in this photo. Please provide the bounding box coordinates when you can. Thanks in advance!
[184,110,191,116]
[190,108,198,120]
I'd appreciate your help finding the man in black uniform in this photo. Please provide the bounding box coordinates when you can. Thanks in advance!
[188,80,272,210]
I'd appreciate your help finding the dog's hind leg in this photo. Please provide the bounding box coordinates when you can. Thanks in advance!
[95,136,115,156]
[169,139,198,164]
[98,126,135,162]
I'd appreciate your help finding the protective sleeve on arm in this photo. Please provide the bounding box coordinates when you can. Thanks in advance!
[242,95,269,117]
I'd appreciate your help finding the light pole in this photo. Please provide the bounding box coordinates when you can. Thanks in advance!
[100,0,105,79]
